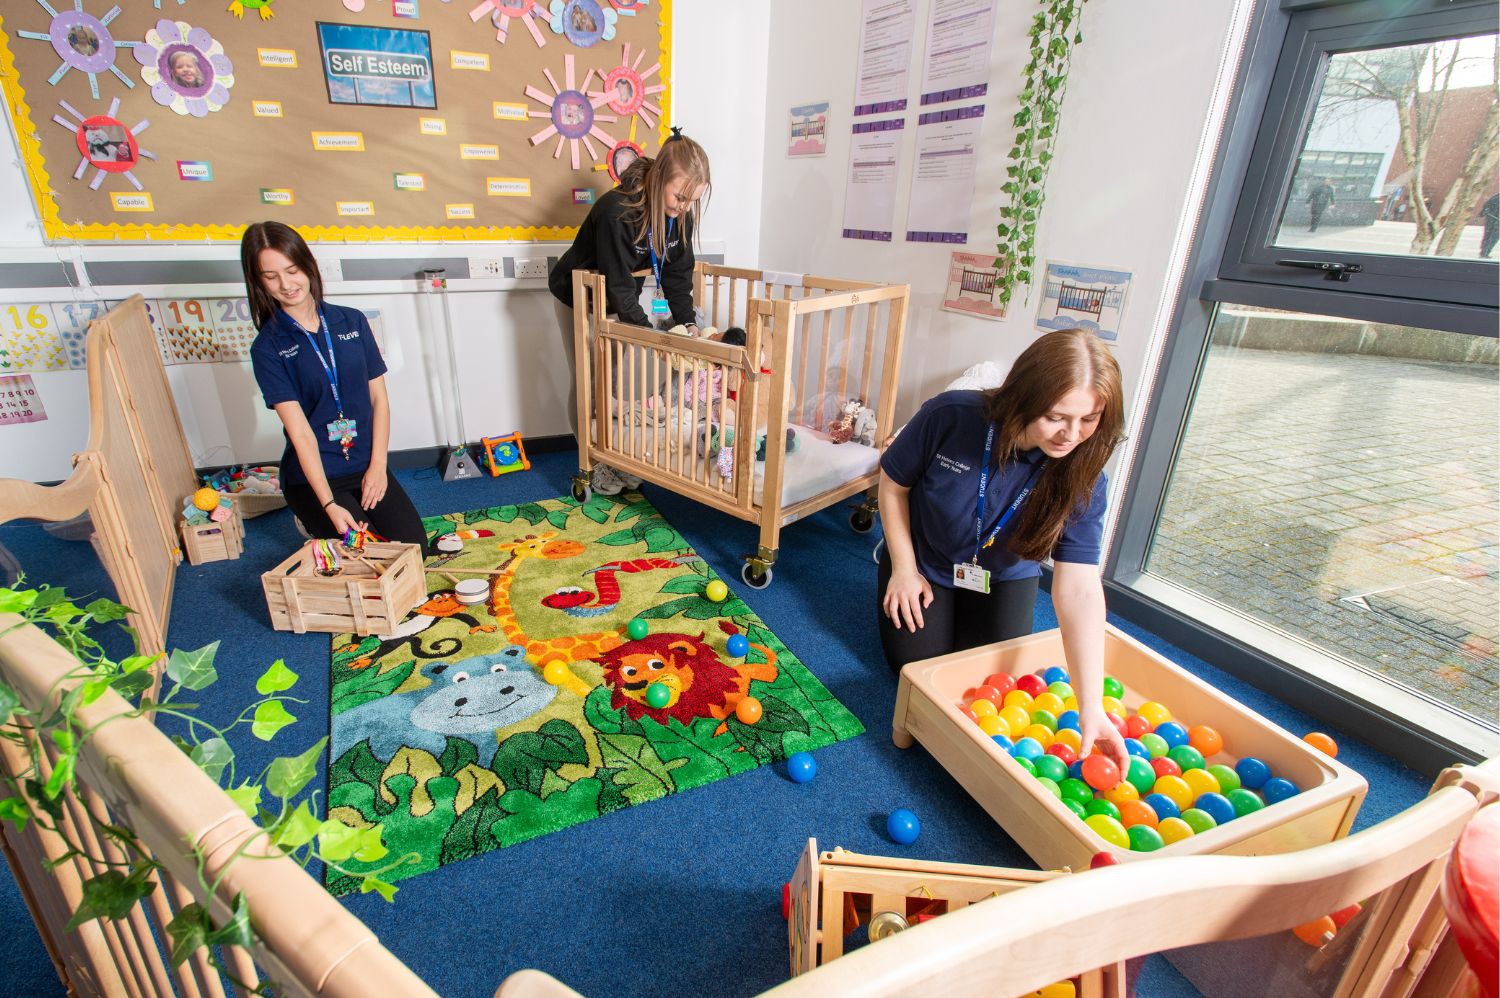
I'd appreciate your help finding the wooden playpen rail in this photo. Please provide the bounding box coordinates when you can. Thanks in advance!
[0,613,440,998]
[0,297,196,659]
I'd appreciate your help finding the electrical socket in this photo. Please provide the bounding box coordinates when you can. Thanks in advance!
[472,257,504,278]
[515,258,549,280]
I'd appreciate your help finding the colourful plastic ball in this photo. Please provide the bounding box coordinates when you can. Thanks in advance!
[1154,722,1190,750]
[1042,666,1069,685]
[1033,753,1069,784]
[969,684,1004,707]
[1011,737,1045,761]
[1167,745,1206,772]
[1000,705,1032,733]
[1003,690,1035,711]
[1123,738,1149,760]
[1032,693,1066,716]
[644,682,671,709]
[1060,778,1094,805]
[1102,781,1139,805]
[971,698,999,719]
[1045,743,1077,767]
[1016,673,1048,697]
[1188,725,1224,757]
[1150,757,1183,780]
[982,673,1017,696]
[1124,715,1153,740]
[887,808,921,845]
[1090,850,1120,869]
[959,705,979,723]
[1126,824,1165,852]
[1061,797,1088,820]
[1081,754,1121,791]
[1151,775,1195,812]
[1227,788,1265,818]
[1293,915,1336,947]
[1021,724,1055,748]
[1125,756,1157,795]
[1235,756,1272,790]
[1195,792,1237,825]
[705,579,729,602]
[1137,701,1173,727]
[1180,807,1218,835]
[1034,777,1063,800]
[726,634,750,657]
[1047,682,1074,702]
[1118,800,1160,830]
[1053,728,1083,753]
[1030,709,1060,732]
[1012,756,1037,776]
[1182,767,1222,799]
[735,696,763,724]
[627,618,650,640]
[1143,793,1182,822]
[1085,798,1121,821]
[990,734,1014,752]
[1100,695,1126,717]
[193,487,221,512]
[1106,713,1129,736]
[1102,676,1124,700]
[1303,732,1339,758]
[1262,777,1300,804]
[786,752,817,783]
[978,714,1008,737]
[1205,764,1241,794]
[1158,817,1194,845]
[1085,813,1130,849]
[1057,709,1081,732]
[1067,759,1085,781]
[1139,733,1170,759]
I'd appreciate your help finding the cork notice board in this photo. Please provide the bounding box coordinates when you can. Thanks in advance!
[0,0,670,241]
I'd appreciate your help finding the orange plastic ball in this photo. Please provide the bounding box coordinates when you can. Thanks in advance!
[1117,800,1160,830]
[1292,915,1336,947]
[1303,732,1338,758]
[1188,725,1224,757]
[1102,781,1139,805]
[735,696,763,724]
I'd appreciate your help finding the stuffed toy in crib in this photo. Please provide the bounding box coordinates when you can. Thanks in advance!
[701,327,800,477]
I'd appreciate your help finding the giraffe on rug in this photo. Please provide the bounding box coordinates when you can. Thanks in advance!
[486,531,627,670]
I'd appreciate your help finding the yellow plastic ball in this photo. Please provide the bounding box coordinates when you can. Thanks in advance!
[1052,728,1082,752]
[1138,701,1173,727]
[541,660,572,687]
[978,714,1008,738]
[1084,813,1130,849]
[1152,775,1195,812]
[1000,705,1032,734]
[1103,781,1139,805]
[1021,724,1055,748]
[1003,689,1034,710]
[1032,692,1065,716]
[970,698,999,719]
[705,579,729,602]
[1099,695,1125,716]
[1158,817,1194,845]
[1182,767,1221,799]
[1063,696,1079,712]
[1035,982,1077,998]
[192,487,221,512]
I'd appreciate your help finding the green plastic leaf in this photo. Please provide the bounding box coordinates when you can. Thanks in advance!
[43,754,76,800]
[164,902,211,967]
[204,892,253,951]
[109,671,153,701]
[78,678,111,707]
[316,819,362,862]
[251,700,297,741]
[44,602,82,623]
[273,801,322,849]
[189,737,233,782]
[30,586,68,609]
[166,642,219,692]
[119,654,157,675]
[225,783,261,818]
[352,825,389,863]
[360,876,398,902]
[0,588,38,614]
[83,598,130,623]
[265,737,327,799]
[0,680,19,725]
[65,867,156,930]
[254,659,299,696]
[0,796,31,831]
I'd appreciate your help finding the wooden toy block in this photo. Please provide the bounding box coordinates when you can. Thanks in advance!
[179,500,244,565]
[892,625,1368,871]
[261,540,424,638]
[787,838,1126,996]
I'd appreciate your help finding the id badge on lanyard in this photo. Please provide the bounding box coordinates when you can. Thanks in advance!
[648,217,674,317]
[300,311,358,460]
[955,425,1044,594]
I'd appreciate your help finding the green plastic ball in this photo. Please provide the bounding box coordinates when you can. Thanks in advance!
[1126,756,1157,795]
[1102,676,1124,700]
[1012,756,1037,777]
[1227,788,1266,818]
[1047,681,1074,701]
[627,618,649,640]
[1181,807,1218,834]
[1139,732,1169,759]
[1034,776,1063,800]
[1126,824,1165,852]
[644,682,670,709]
[1032,754,1068,784]
[1085,798,1121,821]
[1029,709,1059,732]
[1206,764,1241,793]
[1061,797,1088,820]
[1059,778,1094,805]
[1168,745,1206,772]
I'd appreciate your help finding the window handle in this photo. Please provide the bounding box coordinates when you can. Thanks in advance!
[1275,259,1364,282]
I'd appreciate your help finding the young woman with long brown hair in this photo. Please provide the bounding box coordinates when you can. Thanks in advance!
[878,327,1129,764]
[548,128,711,494]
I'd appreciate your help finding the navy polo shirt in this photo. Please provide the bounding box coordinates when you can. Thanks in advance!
[249,303,386,485]
[880,390,1108,588]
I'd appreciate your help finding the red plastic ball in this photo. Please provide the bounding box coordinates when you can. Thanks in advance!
[1124,715,1152,739]
[1016,673,1047,697]
[983,673,1017,697]
[781,881,791,920]
[1329,903,1361,929]
[1046,743,1077,765]
[970,684,1004,708]
[1089,851,1120,869]
[1106,712,1128,736]
[1081,754,1121,790]
[1150,757,1183,779]
[959,705,978,723]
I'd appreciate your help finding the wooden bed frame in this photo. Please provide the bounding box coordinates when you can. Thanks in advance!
[571,262,909,589]
[0,296,196,657]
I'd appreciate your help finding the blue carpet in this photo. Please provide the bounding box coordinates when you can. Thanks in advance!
[0,452,1432,997]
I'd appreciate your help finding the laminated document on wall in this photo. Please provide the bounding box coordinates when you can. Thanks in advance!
[842,118,906,242]
[853,0,916,116]
[918,0,998,105]
[905,105,984,244]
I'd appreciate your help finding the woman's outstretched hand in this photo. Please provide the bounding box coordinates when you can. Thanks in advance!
[883,567,933,633]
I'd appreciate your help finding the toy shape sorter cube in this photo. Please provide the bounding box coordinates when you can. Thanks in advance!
[261,540,424,638]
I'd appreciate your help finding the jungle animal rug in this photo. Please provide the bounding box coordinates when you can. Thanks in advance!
[324,491,864,895]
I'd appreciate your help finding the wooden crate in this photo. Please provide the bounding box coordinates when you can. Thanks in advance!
[179,501,244,565]
[261,541,425,638]
[788,838,1125,996]
[892,624,1368,871]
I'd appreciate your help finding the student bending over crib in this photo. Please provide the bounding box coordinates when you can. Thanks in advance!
[877,327,1129,767]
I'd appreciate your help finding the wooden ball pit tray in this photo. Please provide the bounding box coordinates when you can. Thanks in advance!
[261,540,425,638]
[892,624,1368,871]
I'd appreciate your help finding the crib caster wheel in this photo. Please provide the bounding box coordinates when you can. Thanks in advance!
[570,479,591,503]
[741,562,773,590]
[849,507,876,534]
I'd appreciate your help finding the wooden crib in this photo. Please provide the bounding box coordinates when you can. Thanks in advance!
[570,263,910,588]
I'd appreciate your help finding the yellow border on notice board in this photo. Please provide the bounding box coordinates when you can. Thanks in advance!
[0,1,673,243]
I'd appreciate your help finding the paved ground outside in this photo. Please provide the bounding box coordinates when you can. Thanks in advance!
[1149,342,1498,723]
[1275,219,1494,261]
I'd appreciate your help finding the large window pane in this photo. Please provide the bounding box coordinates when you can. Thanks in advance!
[1147,305,1498,727]
[1273,33,1500,262]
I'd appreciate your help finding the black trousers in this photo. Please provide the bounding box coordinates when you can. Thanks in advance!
[877,548,1039,675]
[282,468,427,551]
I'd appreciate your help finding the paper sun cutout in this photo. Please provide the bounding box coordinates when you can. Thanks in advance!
[470,0,547,47]
[54,96,156,190]
[592,42,664,129]
[547,0,615,47]
[15,0,141,101]
[134,19,234,117]
[525,53,619,171]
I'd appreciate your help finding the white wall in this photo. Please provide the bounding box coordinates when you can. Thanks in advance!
[758,0,1240,437]
[0,2,769,483]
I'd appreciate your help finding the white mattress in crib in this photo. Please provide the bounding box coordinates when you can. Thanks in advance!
[594,419,880,509]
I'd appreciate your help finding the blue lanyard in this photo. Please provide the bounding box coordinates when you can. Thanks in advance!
[974,424,1045,563]
[647,215,675,293]
[292,308,344,418]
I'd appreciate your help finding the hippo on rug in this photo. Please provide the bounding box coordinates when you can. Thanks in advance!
[331,645,557,768]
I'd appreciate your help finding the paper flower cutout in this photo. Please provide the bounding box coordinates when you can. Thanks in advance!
[592,42,664,128]
[547,0,615,47]
[53,96,156,190]
[134,19,233,117]
[525,53,618,170]
[470,0,547,47]
[15,0,141,101]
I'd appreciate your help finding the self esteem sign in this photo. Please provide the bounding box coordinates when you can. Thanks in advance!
[325,49,431,81]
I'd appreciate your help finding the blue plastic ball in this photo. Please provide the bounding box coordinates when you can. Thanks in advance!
[725,634,750,657]
[786,751,817,784]
[1154,721,1190,749]
[1057,709,1081,732]
[887,808,921,845]
[1262,777,1300,804]
[1042,666,1069,685]
[1011,737,1045,761]
[990,734,1015,752]
[1143,792,1181,822]
[1235,756,1272,790]
[1124,737,1150,760]
[1067,759,1086,781]
[1195,791,1237,825]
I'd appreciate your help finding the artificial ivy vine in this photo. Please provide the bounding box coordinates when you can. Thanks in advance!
[995,0,1088,307]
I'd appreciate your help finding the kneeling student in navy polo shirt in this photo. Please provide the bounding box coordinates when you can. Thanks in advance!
[878,327,1129,767]
[243,221,426,550]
